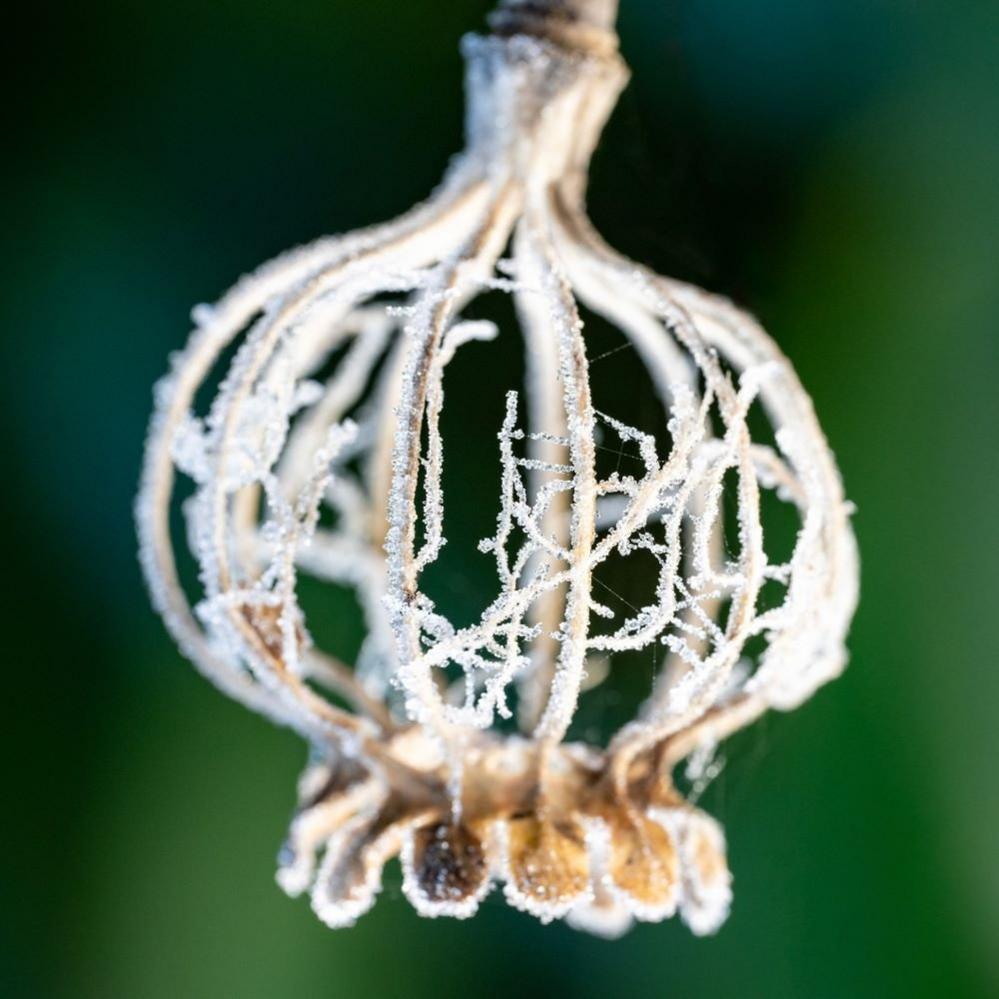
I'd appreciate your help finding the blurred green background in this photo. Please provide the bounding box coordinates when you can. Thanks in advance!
[3,1,997,996]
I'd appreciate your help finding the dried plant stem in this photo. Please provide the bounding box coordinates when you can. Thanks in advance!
[497,0,619,25]
[490,0,621,54]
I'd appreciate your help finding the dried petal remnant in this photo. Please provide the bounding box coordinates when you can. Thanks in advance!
[404,822,491,916]
[652,807,733,935]
[502,816,592,919]
[604,811,679,918]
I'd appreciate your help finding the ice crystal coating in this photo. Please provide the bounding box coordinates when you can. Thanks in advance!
[137,15,857,939]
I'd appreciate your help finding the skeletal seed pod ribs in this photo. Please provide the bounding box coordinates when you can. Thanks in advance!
[136,0,858,938]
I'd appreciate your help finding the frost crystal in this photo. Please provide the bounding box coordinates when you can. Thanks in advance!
[136,1,857,938]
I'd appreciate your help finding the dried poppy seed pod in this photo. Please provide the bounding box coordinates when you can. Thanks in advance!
[137,0,858,938]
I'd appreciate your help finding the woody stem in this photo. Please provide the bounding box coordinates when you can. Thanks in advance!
[489,0,621,52]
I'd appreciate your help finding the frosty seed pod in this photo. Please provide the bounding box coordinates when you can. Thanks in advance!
[137,0,857,937]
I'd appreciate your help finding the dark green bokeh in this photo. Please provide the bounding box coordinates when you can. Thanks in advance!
[3,2,997,996]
